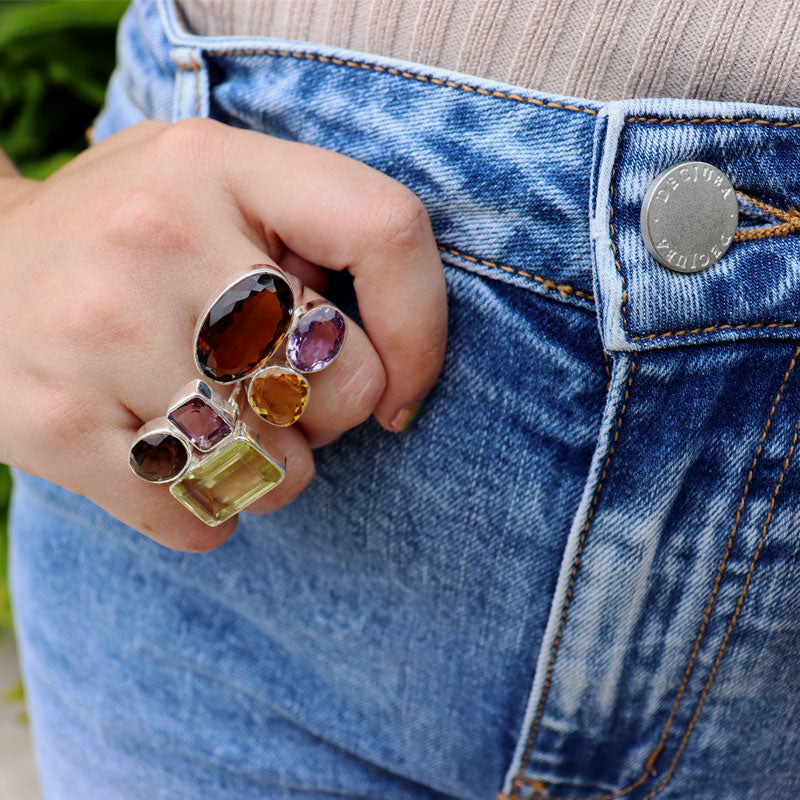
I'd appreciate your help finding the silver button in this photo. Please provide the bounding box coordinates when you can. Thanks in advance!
[640,161,738,273]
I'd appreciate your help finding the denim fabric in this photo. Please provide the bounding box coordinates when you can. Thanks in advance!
[8,1,800,799]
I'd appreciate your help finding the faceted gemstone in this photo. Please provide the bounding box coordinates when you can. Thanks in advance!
[248,366,310,426]
[168,397,232,452]
[196,270,294,383]
[170,435,285,526]
[130,432,188,482]
[286,306,346,373]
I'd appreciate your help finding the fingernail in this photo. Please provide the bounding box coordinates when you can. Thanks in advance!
[389,396,427,433]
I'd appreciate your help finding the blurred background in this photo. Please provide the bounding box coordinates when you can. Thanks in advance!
[1,1,128,795]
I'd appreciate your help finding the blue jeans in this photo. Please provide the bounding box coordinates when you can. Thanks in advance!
[10,1,800,798]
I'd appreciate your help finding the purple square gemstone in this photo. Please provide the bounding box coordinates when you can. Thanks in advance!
[287,306,346,373]
[168,397,232,452]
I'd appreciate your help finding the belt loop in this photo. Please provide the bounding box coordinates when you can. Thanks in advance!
[169,46,208,121]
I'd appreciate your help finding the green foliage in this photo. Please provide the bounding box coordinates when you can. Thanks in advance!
[0,0,127,630]
[0,0,127,174]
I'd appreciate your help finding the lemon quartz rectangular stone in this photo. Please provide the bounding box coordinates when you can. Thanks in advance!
[170,433,285,526]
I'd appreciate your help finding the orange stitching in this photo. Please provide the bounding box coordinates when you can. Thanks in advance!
[737,191,798,224]
[437,244,595,302]
[733,190,800,242]
[200,49,800,131]
[625,115,800,129]
[509,360,637,800]
[516,344,800,800]
[175,56,201,119]
[602,351,611,392]
[632,321,799,341]
[202,48,599,115]
[639,401,800,800]
[734,220,800,242]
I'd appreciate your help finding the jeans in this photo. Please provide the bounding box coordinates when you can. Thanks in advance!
[9,0,800,798]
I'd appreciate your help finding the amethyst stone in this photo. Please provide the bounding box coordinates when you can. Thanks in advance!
[286,306,346,373]
[168,397,232,452]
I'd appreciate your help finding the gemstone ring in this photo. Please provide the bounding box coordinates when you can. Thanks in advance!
[127,262,348,527]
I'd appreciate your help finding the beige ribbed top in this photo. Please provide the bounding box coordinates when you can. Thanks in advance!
[177,0,800,107]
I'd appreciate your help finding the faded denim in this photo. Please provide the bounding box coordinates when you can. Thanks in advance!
[9,0,800,798]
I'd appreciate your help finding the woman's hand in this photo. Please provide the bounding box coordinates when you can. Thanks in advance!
[0,119,447,551]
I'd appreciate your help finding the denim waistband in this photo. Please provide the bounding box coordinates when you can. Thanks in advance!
[96,0,800,356]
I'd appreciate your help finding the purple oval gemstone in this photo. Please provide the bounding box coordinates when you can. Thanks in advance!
[286,306,346,373]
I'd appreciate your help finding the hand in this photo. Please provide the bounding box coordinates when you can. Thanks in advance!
[0,119,447,551]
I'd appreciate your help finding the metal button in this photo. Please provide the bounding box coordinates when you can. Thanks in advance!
[640,161,738,273]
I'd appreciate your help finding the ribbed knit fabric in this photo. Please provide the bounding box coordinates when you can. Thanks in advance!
[176,0,800,106]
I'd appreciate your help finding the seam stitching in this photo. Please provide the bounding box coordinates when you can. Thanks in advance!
[516,343,800,800]
[175,56,201,119]
[630,321,799,341]
[202,48,600,114]
[639,380,800,800]
[437,244,595,302]
[625,115,800,128]
[199,48,800,129]
[508,359,637,800]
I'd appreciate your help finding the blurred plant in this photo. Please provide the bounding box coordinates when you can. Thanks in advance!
[0,0,128,631]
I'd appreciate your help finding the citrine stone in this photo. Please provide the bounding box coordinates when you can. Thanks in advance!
[286,305,346,373]
[130,432,188,482]
[170,434,285,525]
[196,271,294,383]
[248,366,310,426]
[168,397,232,452]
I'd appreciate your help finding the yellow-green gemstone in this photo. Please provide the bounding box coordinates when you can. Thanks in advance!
[170,435,284,526]
[248,367,309,427]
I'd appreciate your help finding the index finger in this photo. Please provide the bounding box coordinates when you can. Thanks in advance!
[194,120,448,431]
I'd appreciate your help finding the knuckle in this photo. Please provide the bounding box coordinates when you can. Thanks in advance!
[156,117,226,160]
[99,187,194,257]
[290,448,316,495]
[61,282,147,350]
[101,187,173,240]
[371,186,430,250]
[342,351,386,424]
[398,335,446,381]
[35,381,96,443]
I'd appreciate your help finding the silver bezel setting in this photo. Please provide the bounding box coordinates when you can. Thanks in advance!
[128,417,193,484]
[246,364,311,427]
[166,378,237,452]
[168,422,287,526]
[285,301,348,374]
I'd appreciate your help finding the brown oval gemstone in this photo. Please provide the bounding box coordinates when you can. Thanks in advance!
[248,366,310,427]
[196,270,294,383]
[130,432,189,482]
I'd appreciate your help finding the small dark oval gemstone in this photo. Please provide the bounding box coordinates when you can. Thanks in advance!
[130,432,188,482]
[196,270,294,383]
